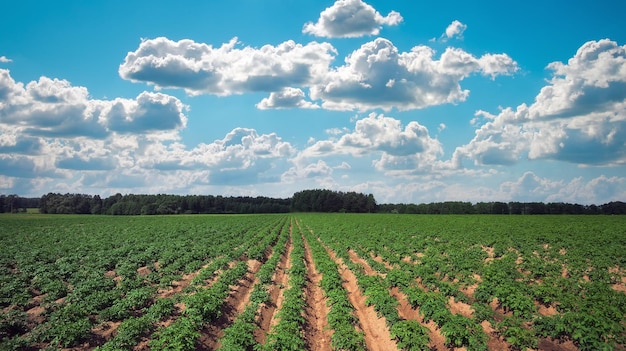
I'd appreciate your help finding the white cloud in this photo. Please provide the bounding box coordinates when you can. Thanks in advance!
[303,0,402,38]
[0,69,187,139]
[0,56,11,63]
[454,39,626,167]
[499,172,626,204]
[256,87,319,109]
[119,36,517,112]
[282,159,333,183]
[122,127,296,186]
[310,38,518,111]
[301,112,443,175]
[119,37,337,96]
[546,175,626,204]
[442,20,467,41]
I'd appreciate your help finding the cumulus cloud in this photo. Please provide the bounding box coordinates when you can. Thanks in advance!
[454,39,626,167]
[119,35,517,112]
[498,171,626,204]
[303,0,402,38]
[256,87,319,109]
[119,37,336,96]
[310,38,518,111]
[0,69,187,139]
[0,56,12,63]
[301,112,443,174]
[441,20,467,41]
[282,159,333,183]
[134,127,295,186]
[0,69,191,182]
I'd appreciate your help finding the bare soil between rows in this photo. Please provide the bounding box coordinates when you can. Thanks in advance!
[301,225,332,351]
[254,224,294,344]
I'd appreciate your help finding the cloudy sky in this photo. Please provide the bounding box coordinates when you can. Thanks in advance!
[1,0,626,204]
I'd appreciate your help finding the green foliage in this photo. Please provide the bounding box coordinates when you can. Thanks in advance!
[495,316,537,351]
[149,316,201,351]
[390,320,430,351]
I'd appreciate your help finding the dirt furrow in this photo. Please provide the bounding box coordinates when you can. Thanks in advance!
[197,259,263,350]
[324,245,398,351]
[391,287,450,351]
[348,249,450,351]
[254,224,294,344]
[302,234,332,351]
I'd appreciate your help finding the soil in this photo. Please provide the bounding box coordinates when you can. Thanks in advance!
[537,302,558,317]
[197,259,262,350]
[325,246,399,351]
[370,251,395,270]
[302,234,332,351]
[391,287,449,351]
[537,338,579,351]
[348,249,376,275]
[448,296,473,318]
[480,320,511,351]
[156,261,212,299]
[254,226,293,344]
[136,266,151,277]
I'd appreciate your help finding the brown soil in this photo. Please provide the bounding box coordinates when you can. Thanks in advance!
[611,266,626,292]
[391,287,449,351]
[348,249,376,275]
[302,234,332,351]
[254,227,293,344]
[197,259,262,350]
[371,252,395,270]
[133,261,233,350]
[325,246,398,351]
[156,261,212,299]
[448,296,473,318]
[537,302,558,317]
[482,246,495,262]
[92,321,121,342]
[461,274,482,297]
[25,294,46,324]
[137,266,151,277]
[480,320,511,351]
[537,338,579,351]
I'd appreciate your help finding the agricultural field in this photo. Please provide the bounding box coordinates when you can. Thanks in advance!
[1,213,625,350]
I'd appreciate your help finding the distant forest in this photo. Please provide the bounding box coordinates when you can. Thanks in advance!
[0,191,625,215]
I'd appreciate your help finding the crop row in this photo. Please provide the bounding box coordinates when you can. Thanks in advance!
[2,213,625,350]
[297,213,626,351]
[301,225,366,350]
[216,218,290,350]
[0,215,288,349]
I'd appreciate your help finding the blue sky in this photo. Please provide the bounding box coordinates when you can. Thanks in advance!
[1,0,625,204]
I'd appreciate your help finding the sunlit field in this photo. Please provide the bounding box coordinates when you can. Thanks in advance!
[1,214,624,350]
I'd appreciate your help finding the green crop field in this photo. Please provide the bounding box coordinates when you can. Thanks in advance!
[1,213,625,350]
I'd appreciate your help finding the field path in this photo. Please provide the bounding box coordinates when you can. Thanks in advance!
[323,243,398,351]
[197,258,263,350]
[347,249,452,351]
[301,228,332,351]
[254,221,294,344]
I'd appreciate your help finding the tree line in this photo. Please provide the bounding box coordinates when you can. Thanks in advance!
[291,189,377,213]
[0,192,625,215]
[37,193,291,215]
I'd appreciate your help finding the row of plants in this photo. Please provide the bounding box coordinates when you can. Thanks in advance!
[301,224,366,350]
[262,222,307,350]
[0,214,287,349]
[311,219,486,351]
[297,213,626,350]
[148,217,290,350]
[96,217,288,350]
[217,218,290,350]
